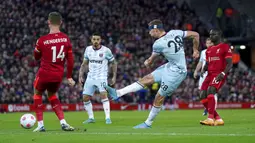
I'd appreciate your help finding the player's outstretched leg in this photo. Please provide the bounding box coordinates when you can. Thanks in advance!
[105,81,145,100]
[101,92,112,124]
[48,94,74,131]
[83,95,95,124]
[200,94,215,126]
[133,122,152,129]
[200,91,208,116]
[133,94,164,129]
[200,86,218,126]
[33,91,46,132]
[104,85,119,100]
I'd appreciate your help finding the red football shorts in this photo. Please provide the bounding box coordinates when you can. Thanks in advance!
[34,76,61,93]
[200,72,227,91]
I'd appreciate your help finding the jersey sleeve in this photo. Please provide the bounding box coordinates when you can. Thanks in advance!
[35,38,42,52]
[173,30,187,38]
[105,48,115,62]
[84,47,89,61]
[67,37,73,53]
[152,42,163,54]
[66,37,74,79]
[34,38,42,60]
[223,44,232,59]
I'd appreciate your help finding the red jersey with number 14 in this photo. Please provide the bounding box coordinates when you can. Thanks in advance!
[34,32,74,82]
[206,43,232,74]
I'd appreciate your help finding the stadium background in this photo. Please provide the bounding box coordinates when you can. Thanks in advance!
[0,0,254,111]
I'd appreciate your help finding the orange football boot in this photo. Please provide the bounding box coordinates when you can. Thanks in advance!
[200,118,214,126]
[214,119,224,126]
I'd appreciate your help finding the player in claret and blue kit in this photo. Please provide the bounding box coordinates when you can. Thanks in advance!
[105,19,200,128]
[79,33,117,124]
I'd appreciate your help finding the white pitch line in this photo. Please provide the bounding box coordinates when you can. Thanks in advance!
[83,132,255,137]
[0,132,255,137]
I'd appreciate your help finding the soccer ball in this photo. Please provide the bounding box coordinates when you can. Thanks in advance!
[20,113,36,129]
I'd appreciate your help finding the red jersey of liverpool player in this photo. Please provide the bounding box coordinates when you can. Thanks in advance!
[34,32,73,83]
[200,42,232,91]
[32,12,75,132]
[200,29,233,126]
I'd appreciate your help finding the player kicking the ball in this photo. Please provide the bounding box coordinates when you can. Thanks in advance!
[105,19,200,128]
[79,32,117,124]
[33,12,75,132]
[200,29,232,126]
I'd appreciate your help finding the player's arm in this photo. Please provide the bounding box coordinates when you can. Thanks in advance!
[34,39,42,60]
[109,59,118,86]
[201,50,209,77]
[184,31,200,58]
[194,62,202,79]
[79,59,88,84]
[194,50,204,78]
[106,49,117,85]
[200,62,208,78]
[145,42,161,68]
[223,58,233,74]
[216,46,233,82]
[144,52,159,68]
[65,38,75,86]
[66,48,74,79]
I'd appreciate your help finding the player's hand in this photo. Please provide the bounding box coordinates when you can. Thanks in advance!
[144,59,152,68]
[192,50,200,59]
[193,71,198,79]
[110,76,116,86]
[68,78,75,87]
[78,76,84,85]
[215,73,224,82]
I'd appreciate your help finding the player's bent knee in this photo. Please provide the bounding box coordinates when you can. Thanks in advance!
[100,92,108,99]
[139,74,154,86]
[83,95,91,102]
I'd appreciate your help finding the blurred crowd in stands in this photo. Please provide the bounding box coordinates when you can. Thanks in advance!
[0,0,254,104]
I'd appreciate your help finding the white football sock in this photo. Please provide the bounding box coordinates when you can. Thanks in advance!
[101,98,110,119]
[117,82,144,97]
[60,119,67,125]
[84,101,94,119]
[145,106,161,126]
[38,120,44,128]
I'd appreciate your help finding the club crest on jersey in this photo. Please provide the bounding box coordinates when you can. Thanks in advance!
[99,53,104,57]
[216,48,220,53]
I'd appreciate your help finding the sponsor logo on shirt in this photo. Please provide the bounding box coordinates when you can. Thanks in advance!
[90,60,103,64]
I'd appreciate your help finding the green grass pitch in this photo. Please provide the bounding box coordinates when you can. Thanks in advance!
[0,109,254,143]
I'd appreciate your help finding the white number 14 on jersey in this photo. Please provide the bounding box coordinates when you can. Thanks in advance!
[51,45,65,62]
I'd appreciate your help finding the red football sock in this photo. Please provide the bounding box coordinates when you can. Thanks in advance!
[49,95,64,120]
[200,99,208,110]
[33,94,43,122]
[207,94,216,119]
[214,111,221,120]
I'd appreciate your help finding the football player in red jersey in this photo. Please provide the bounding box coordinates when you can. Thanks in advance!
[199,29,233,126]
[33,12,75,132]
